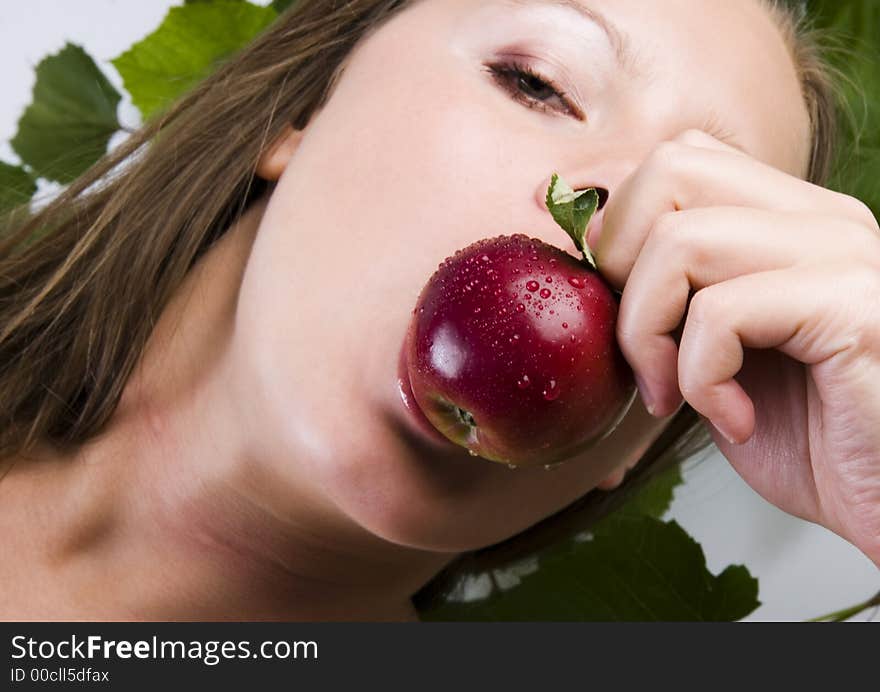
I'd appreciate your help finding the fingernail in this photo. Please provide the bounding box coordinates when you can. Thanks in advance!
[715,420,739,445]
[634,374,655,416]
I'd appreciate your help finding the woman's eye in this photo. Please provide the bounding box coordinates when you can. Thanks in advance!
[484,60,583,120]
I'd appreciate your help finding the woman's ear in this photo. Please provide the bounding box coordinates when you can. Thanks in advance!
[256,123,306,181]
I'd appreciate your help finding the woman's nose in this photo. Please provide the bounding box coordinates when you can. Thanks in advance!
[533,172,611,252]
[535,150,645,251]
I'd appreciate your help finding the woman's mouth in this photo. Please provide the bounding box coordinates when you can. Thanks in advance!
[396,343,462,451]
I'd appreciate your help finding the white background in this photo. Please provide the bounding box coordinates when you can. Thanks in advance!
[2,0,877,621]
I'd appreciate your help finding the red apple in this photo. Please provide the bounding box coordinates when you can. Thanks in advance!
[402,174,636,467]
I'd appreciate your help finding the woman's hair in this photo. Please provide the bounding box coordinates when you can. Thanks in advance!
[0,0,841,603]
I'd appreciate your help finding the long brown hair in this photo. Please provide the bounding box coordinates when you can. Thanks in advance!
[0,0,840,599]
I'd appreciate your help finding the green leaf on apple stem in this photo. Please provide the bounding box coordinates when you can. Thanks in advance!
[545,172,600,270]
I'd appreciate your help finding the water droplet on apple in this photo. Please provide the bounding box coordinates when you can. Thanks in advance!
[543,379,560,401]
[568,277,585,289]
[473,307,481,314]
[481,254,490,262]
[517,374,531,389]
[545,276,553,283]
[539,288,551,299]
[526,280,540,292]
[516,303,525,313]
[562,322,569,329]
[569,334,576,342]
[523,294,531,301]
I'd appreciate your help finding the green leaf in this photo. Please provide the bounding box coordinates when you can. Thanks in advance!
[616,462,684,520]
[807,0,880,218]
[111,1,277,121]
[0,161,37,216]
[418,515,759,621]
[271,0,298,13]
[545,172,600,269]
[10,43,121,184]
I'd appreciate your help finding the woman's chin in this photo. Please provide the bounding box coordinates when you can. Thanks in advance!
[317,413,503,553]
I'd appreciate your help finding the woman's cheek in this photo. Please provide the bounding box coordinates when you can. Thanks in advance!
[233,33,566,551]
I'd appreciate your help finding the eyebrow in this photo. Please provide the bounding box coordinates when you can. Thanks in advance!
[504,0,640,77]
[503,0,749,153]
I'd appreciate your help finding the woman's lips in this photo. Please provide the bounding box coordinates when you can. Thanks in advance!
[396,343,461,450]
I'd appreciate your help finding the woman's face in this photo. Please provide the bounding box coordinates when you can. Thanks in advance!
[235,0,809,552]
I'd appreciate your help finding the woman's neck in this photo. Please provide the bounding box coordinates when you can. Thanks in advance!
[0,192,455,620]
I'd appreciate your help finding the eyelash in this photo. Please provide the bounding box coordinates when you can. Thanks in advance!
[484,59,583,120]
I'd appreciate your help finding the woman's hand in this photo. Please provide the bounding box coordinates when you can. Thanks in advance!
[596,129,880,566]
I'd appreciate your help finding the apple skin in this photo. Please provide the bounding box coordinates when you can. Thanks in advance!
[404,233,636,467]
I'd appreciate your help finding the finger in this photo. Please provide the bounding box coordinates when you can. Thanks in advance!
[676,262,880,444]
[671,128,747,155]
[594,454,641,491]
[594,131,874,290]
[616,206,880,416]
[595,467,626,491]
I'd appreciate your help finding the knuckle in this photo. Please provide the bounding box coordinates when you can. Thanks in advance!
[615,298,648,362]
[677,289,719,400]
[615,307,641,355]
[848,264,880,350]
[847,262,880,298]
[851,220,880,267]
[647,140,689,178]
[822,261,880,357]
[675,128,709,148]
[847,196,880,235]
[685,286,718,328]
[677,367,702,402]
[650,211,688,255]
